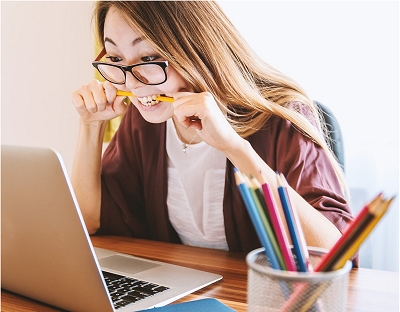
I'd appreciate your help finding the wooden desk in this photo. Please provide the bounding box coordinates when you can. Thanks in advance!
[2,236,399,311]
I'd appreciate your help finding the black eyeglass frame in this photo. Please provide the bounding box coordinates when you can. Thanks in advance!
[92,48,169,86]
[92,61,168,85]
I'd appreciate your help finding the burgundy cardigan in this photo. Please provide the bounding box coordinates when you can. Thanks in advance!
[98,104,354,257]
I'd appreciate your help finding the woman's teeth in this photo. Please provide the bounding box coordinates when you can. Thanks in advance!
[137,95,160,107]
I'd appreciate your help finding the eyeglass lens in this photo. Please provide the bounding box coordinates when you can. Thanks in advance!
[96,63,166,85]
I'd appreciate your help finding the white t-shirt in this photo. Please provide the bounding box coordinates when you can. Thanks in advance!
[166,118,228,250]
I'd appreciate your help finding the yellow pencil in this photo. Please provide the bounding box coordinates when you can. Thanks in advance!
[116,90,174,102]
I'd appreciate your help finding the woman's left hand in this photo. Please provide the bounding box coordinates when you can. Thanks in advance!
[172,91,242,153]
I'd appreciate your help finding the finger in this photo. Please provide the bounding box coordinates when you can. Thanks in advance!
[175,114,202,130]
[173,97,201,122]
[76,84,99,114]
[174,105,198,126]
[187,118,202,130]
[112,96,129,116]
[88,81,108,112]
[172,90,193,101]
[71,90,88,115]
[102,81,118,104]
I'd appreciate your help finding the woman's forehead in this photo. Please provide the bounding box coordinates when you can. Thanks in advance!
[104,6,142,42]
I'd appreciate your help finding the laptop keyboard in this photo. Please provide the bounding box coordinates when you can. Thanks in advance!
[102,271,170,309]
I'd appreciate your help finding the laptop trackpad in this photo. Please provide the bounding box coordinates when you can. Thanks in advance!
[99,255,160,274]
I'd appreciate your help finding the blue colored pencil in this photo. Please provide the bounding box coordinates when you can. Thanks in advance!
[279,173,311,271]
[234,168,281,270]
[276,173,308,272]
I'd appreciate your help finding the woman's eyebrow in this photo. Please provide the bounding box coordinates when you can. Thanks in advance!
[103,36,145,47]
[104,37,117,46]
[132,36,145,46]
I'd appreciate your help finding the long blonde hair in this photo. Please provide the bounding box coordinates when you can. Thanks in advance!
[94,1,348,196]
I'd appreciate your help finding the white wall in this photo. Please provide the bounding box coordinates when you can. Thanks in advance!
[2,1,398,272]
[1,1,94,172]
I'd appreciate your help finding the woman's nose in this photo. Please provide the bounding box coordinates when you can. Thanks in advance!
[124,71,143,90]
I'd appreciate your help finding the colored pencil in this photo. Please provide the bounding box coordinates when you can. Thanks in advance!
[276,173,308,272]
[313,193,383,272]
[260,175,297,272]
[332,197,393,271]
[276,172,320,310]
[250,176,274,229]
[280,194,393,312]
[233,168,281,270]
[279,173,311,271]
[116,90,174,102]
[248,176,286,270]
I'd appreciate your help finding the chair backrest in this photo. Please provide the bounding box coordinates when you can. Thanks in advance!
[314,101,345,171]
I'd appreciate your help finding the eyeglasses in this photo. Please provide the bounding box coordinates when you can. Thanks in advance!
[92,48,168,85]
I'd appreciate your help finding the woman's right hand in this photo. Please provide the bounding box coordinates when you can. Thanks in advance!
[72,80,128,124]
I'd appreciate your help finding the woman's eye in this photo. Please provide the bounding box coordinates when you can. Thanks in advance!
[141,55,158,62]
[106,56,123,63]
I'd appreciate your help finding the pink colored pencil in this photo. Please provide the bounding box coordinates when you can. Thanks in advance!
[261,177,296,271]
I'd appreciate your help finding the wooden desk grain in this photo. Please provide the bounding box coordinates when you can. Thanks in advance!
[1,236,398,311]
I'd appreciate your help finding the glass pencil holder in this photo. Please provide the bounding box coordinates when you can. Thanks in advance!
[246,247,352,312]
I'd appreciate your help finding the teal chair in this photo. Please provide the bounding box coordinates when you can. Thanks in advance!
[314,101,345,171]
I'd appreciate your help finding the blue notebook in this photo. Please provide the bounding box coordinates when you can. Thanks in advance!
[140,298,236,311]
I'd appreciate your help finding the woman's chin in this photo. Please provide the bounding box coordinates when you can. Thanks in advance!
[134,101,172,124]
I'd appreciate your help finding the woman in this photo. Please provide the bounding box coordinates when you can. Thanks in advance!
[71,1,354,256]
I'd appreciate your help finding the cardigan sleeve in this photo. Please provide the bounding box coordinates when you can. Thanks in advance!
[97,104,149,237]
[250,104,353,234]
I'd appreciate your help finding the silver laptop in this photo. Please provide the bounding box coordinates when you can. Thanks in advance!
[1,145,222,311]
